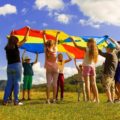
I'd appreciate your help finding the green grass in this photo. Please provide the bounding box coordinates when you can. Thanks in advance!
[0,91,120,120]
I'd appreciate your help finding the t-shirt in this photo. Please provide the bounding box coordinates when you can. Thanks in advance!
[22,62,34,76]
[82,48,95,67]
[58,60,65,73]
[5,45,20,64]
[99,50,119,77]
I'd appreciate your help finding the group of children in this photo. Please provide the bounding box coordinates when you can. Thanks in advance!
[3,29,120,105]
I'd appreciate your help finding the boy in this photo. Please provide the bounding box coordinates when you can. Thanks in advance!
[99,37,120,103]
[22,50,38,100]
[74,59,86,102]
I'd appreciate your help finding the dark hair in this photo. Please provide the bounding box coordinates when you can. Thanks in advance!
[6,36,18,49]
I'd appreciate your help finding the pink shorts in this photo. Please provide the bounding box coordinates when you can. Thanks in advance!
[82,66,96,76]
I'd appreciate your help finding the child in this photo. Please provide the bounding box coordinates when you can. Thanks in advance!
[22,50,38,100]
[99,37,120,103]
[3,27,30,106]
[72,38,99,103]
[56,53,72,101]
[43,31,60,104]
[115,57,120,101]
[74,59,86,102]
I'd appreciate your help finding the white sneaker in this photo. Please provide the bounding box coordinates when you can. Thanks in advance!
[46,99,51,104]
[14,102,23,106]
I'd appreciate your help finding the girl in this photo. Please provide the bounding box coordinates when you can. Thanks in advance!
[56,53,72,101]
[74,59,86,102]
[71,38,99,103]
[43,31,60,104]
[3,26,30,105]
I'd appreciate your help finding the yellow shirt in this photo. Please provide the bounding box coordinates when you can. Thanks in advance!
[58,60,65,73]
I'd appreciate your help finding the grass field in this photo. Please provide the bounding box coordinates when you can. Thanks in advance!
[0,91,120,120]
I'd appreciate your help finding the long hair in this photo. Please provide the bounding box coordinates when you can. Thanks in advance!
[45,40,56,57]
[88,38,98,63]
[6,36,18,49]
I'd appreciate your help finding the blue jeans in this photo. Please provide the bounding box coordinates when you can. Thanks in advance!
[3,63,22,103]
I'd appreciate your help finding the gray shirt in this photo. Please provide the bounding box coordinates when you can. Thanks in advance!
[99,50,119,77]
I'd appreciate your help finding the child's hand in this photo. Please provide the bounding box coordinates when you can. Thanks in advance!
[104,35,109,38]
[43,30,46,35]
[26,26,30,30]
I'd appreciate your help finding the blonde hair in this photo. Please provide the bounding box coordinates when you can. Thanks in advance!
[46,40,55,48]
[88,38,98,63]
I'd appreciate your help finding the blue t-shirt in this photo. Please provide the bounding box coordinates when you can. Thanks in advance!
[23,62,34,76]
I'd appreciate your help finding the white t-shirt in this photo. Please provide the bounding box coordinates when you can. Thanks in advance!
[58,60,65,73]
[82,48,95,67]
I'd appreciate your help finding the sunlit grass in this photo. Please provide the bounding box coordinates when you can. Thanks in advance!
[0,91,120,120]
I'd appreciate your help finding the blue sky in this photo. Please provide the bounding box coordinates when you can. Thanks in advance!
[0,0,120,83]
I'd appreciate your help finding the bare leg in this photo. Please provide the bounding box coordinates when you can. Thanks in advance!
[46,71,52,103]
[90,76,99,103]
[84,76,90,101]
[22,90,26,100]
[53,72,58,101]
[106,88,112,102]
[28,90,31,100]
[82,82,87,101]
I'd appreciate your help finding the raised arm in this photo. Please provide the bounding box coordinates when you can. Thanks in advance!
[22,49,26,63]
[70,37,86,51]
[74,59,79,71]
[55,31,60,45]
[64,53,72,63]
[17,26,30,47]
[98,49,107,58]
[33,53,39,64]
[109,37,120,50]
[43,30,47,45]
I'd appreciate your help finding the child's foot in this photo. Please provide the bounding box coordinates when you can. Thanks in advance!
[114,99,120,103]
[14,102,23,106]
[28,98,31,101]
[2,101,7,106]
[107,100,114,103]
[8,99,12,103]
[46,99,51,104]
[21,98,25,101]
[52,99,56,104]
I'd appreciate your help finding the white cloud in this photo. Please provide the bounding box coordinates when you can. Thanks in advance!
[42,23,48,27]
[21,8,28,15]
[96,55,105,66]
[33,62,77,85]
[25,19,36,25]
[55,13,73,24]
[71,0,120,27]
[35,0,64,11]
[0,4,17,16]
[79,19,100,28]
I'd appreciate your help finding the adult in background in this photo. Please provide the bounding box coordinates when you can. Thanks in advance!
[3,26,30,105]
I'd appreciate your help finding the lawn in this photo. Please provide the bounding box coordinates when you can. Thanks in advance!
[0,91,120,120]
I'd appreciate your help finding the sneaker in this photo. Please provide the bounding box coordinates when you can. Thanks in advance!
[46,99,51,104]
[2,101,7,106]
[14,102,23,106]
[52,99,56,104]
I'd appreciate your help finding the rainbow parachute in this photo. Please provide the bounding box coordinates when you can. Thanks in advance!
[9,27,108,59]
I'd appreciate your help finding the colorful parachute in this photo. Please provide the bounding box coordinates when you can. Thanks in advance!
[8,26,108,59]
